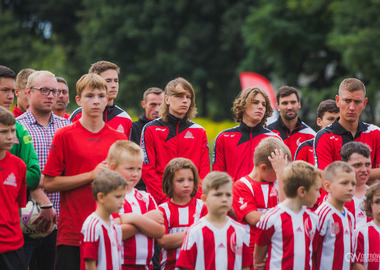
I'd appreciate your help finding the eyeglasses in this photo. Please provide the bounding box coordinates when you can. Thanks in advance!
[0,88,15,95]
[31,87,61,97]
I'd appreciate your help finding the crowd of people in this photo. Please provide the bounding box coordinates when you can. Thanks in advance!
[0,60,380,270]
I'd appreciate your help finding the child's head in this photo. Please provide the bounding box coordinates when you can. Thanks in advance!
[162,158,199,199]
[202,172,233,216]
[316,99,340,129]
[253,137,291,181]
[75,73,107,98]
[324,161,356,203]
[108,140,144,189]
[283,161,322,207]
[92,169,127,213]
[0,106,16,151]
[364,182,380,218]
[341,141,371,187]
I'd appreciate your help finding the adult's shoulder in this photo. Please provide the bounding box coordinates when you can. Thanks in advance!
[114,105,132,120]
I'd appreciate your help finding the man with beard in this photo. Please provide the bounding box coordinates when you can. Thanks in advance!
[268,86,315,159]
[53,77,70,119]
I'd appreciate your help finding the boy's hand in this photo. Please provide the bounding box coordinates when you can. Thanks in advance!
[144,210,164,224]
[268,148,289,176]
[90,160,108,180]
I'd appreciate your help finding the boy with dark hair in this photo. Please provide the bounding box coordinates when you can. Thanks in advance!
[254,161,321,269]
[70,60,132,138]
[81,169,127,270]
[0,107,27,270]
[232,137,291,257]
[314,161,355,269]
[176,172,252,270]
[268,86,316,159]
[43,73,127,270]
[295,99,340,165]
[341,141,372,228]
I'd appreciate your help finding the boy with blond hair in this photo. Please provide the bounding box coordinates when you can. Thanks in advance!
[108,140,165,269]
[43,73,127,270]
[255,161,322,270]
[81,169,127,270]
[176,172,252,270]
[313,161,356,270]
[232,137,291,257]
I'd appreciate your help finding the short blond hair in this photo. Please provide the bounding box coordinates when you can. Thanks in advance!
[108,140,143,168]
[202,171,232,196]
[253,137,291,168]
[324,161,354,183]
[89,61,120,75]
[92,169,127,200]
[338,78,366,96]
[160,77,197,122]
[232,87,273,126]
[76,73,107,97]
[283,161,321,198]
[16,68,35,90]
[26,71,55,88]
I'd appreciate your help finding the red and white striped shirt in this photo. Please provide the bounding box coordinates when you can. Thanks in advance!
[345,195,371,229]
[353,221,380,269]
[232,175,278,256]
[114,188,157,266]
[255,203,317,270]
[176,217,252,270]
[313,202,354,270]
[158,197,207,270]
[80,213,123,270]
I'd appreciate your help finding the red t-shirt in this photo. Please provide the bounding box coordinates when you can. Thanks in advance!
[0,151,27,253]
[43,121,127,246]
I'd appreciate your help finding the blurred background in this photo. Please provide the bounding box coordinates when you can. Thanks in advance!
[2,0,380,132]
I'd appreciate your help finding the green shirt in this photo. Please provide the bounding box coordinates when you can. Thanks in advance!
[10,122,40,190]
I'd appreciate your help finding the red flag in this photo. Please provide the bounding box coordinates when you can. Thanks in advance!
[239,72,276,109]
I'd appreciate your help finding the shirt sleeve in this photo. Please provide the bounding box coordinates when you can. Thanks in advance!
[212,132,226,172]
[255,219,275,246]
[232,181,257,223]
[16,161,27,208]
[81,222,100,261]
[314,132,334,170]
[242,239,253,268]
[141,126,167,204]
[353,229,365,264]
[197,130,210,197]
[175,229,197,270]
[43,130,65,177]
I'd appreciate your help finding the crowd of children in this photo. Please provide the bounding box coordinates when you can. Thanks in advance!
[1,62,380,270]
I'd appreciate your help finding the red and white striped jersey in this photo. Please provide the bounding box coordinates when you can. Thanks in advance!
[232,175,278,255]
[313,202,354,270]
[353,221,380,269]
[176,217,252,270]
[158,197,207,270]
[255,203,317,270]
[80,213,123,270]
[115,188,158,266]
[345,195,371,229]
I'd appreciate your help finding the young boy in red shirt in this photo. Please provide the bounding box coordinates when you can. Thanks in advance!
[43,73,127,270]
[232,137,291,258]
[0,107,27,270]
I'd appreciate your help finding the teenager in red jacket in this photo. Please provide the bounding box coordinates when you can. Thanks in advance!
[213,87,280,182]
[141,77,210,204]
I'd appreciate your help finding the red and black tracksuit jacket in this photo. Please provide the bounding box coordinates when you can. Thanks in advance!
[267,117,316,159]
[294,138,315,165]
[141,114,210,204]
[314,118,380,169]
[69,104,132,138]
[212,122,280,181]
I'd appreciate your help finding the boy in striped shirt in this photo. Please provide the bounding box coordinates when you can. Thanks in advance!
[81,169,127,270]
[255,161,322,270]
[176,172,252,270]
[314,161,356,270]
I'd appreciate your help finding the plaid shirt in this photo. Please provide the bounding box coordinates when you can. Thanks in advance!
[17,110,70,217]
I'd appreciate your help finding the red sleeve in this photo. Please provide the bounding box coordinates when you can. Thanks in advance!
[295,144,313,164]
[373,129,380,168]
[354,231,365,264]
[242,241,253,268]
[159,206,169,234]
[232,181,257,223]
[81,240,99,261]
[314,133,334,170]
[141,126,167,204]
[255,225,274,246]
[43,130,65,177]
[69,111,81,123]
[196,130,210,198]
[126,119,132,140]
[212,133,226,172]
[147,193,158,210]
[200,204,208,218]
[176,235,197,270]
[17,162,27,208]
[312,228,324,268]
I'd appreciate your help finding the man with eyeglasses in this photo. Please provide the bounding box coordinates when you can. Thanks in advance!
[17,70,69,270]
[53,77,70,119]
